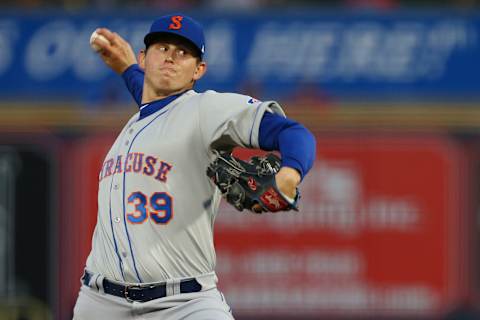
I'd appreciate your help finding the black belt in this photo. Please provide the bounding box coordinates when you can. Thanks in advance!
[82,271,202,303]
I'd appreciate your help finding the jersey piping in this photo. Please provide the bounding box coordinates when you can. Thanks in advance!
[121,108,171,282]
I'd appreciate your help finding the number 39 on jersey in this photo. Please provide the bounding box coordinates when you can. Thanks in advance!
[127,191,173,224]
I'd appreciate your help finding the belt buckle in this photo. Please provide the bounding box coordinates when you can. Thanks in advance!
[124,284,144,302]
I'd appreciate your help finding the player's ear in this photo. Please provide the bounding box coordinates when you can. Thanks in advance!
[193,61,207,81]
[138,49,146,69]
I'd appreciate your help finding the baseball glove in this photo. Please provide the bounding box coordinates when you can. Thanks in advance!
[206,151,299,213]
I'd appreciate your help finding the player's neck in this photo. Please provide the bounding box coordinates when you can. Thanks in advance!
[142,85,193,104]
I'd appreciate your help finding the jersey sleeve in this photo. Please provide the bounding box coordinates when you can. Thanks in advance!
[198,91,285,151]
[122,64,144,107]
[259,112,316,180]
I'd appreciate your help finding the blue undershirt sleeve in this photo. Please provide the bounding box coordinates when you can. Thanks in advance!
[121,64,145,107]
[258,111,316,180]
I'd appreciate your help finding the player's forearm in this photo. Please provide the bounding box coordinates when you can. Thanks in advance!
[277,125,316,179]
[122,64,145,107]
[259,112,316,180]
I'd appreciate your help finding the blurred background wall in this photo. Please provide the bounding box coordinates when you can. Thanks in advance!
[0,0,479,319]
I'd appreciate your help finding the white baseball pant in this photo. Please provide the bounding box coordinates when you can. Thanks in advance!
[73,280,234,319]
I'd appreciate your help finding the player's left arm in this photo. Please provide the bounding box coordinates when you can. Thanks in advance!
[258,112,316,198]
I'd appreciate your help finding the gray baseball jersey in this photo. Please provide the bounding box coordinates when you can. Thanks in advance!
[85,90,285,284]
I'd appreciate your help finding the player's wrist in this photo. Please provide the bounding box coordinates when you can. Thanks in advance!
[275,167,300,199]
[278,188,296,204]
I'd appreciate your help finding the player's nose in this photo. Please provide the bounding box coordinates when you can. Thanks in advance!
[163,48,176,63]
[164,54,174,63]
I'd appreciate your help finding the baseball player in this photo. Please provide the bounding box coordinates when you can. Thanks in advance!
[73,14,316,319]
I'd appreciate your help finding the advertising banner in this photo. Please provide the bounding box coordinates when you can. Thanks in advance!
[0,12,479,103]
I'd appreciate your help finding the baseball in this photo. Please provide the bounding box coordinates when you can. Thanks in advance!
[89,30,110,52]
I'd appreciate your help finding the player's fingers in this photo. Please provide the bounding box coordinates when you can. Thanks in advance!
[111,32,131,48]
[93,38,111,52]
[96,28,118,45]
[113,32,128,46]
[99,50,112,60]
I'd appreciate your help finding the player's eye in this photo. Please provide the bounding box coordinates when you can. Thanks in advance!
[176,49,188,58]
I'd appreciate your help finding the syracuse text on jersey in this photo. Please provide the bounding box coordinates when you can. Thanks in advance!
[98,152,173,182]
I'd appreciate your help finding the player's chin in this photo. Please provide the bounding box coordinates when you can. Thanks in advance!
[154,78,174,89]
[154,83,182,96]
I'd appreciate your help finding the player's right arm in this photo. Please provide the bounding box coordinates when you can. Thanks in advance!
[93,28,144,106]
[121,64,144,106]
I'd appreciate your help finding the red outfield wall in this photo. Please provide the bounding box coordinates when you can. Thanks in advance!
[57,134,470,319]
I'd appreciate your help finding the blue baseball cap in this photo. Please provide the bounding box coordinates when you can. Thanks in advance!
[144,14,205,58]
